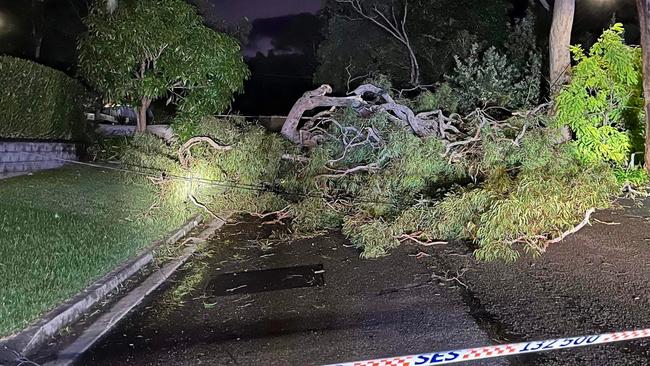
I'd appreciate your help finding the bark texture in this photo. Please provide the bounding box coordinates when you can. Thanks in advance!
[281,84,465,147]
[549,0,575,94]
[281,85,364,146]
[637,0,650,173]
[137,98,151,133]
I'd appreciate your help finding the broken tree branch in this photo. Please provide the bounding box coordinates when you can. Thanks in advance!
[336,0,420,85]
[179,136,232,168]
[547,208,595,245]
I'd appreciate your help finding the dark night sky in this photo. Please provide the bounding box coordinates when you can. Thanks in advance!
[0,0,640,66]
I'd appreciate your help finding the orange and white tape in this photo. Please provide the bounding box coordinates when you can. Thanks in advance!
[325,328,650,366]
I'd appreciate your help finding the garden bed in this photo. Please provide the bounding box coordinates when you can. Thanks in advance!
[0,166,193,337]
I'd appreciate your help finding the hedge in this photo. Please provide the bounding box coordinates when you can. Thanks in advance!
[0,56,88,140]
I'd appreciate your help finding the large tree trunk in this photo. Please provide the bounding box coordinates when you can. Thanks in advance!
[34,36,43,60]
[406,43,420,86]
[282,84,459,146]
[137,98,151,133]
[548,0,575,143]
[637,0,650,173]
[281,85,364,146]
[549,0,575,93]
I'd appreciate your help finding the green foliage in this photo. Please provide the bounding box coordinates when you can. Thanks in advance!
[0,56,88,140]
[474,158,616,261]
[274,110,617,260]
[110,97,621,263]
[555,23,643,165]
[444,14,542,113]
[614,166,649,187]
[391,131,618,262]
[78,0,249,134]
[290,197,346,235]
[415,85,459,113]
[342,214,396,258]
[87,136,132,162]
[117,117,294,218]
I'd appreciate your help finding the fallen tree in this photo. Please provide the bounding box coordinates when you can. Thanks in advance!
[272,83,618,260]
[281,84,464,146]
[115,77,624,262]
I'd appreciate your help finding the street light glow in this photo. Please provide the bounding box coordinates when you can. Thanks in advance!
[0,11,10,35]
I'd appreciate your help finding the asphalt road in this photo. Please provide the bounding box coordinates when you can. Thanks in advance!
[77,221,508,366]
[457,201,650,366]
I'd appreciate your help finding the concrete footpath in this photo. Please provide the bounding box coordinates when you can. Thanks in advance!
[64,220,507,366]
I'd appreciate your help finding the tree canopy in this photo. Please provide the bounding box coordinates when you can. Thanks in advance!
[78,0,249,133]
[315,0,511,91]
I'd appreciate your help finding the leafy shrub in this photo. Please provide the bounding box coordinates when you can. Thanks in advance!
[0,56,88,140]
[414,85,459,114]
[614,167,649,187]
[555,23,643,165]
[443,14,542,113]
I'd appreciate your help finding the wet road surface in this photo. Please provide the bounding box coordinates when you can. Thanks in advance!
[77,221,507,366]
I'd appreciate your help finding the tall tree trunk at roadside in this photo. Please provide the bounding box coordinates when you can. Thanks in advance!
[549,0,575,142]
[137,98,151,133]
[107,0,118,13]
[549,0,575,94]
[32,0,44,60]
[637,0,650,173]
[34,36,43,60]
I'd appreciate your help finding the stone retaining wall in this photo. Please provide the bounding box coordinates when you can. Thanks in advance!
[96,124,174,142]
[0,141,79,179]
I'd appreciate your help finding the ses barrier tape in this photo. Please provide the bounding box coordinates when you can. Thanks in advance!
[325,328,650,366]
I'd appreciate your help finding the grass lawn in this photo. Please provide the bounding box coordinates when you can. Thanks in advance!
[0,166,193,337]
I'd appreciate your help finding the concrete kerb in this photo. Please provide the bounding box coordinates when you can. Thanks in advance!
[45,215,230,366]
[0,215,204,357]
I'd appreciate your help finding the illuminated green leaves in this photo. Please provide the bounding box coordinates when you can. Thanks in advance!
[555,23,644,165]
[78,0,249,134]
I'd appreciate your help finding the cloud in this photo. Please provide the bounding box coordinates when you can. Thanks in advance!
[211,0,321,23]
[244,13,323,58]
